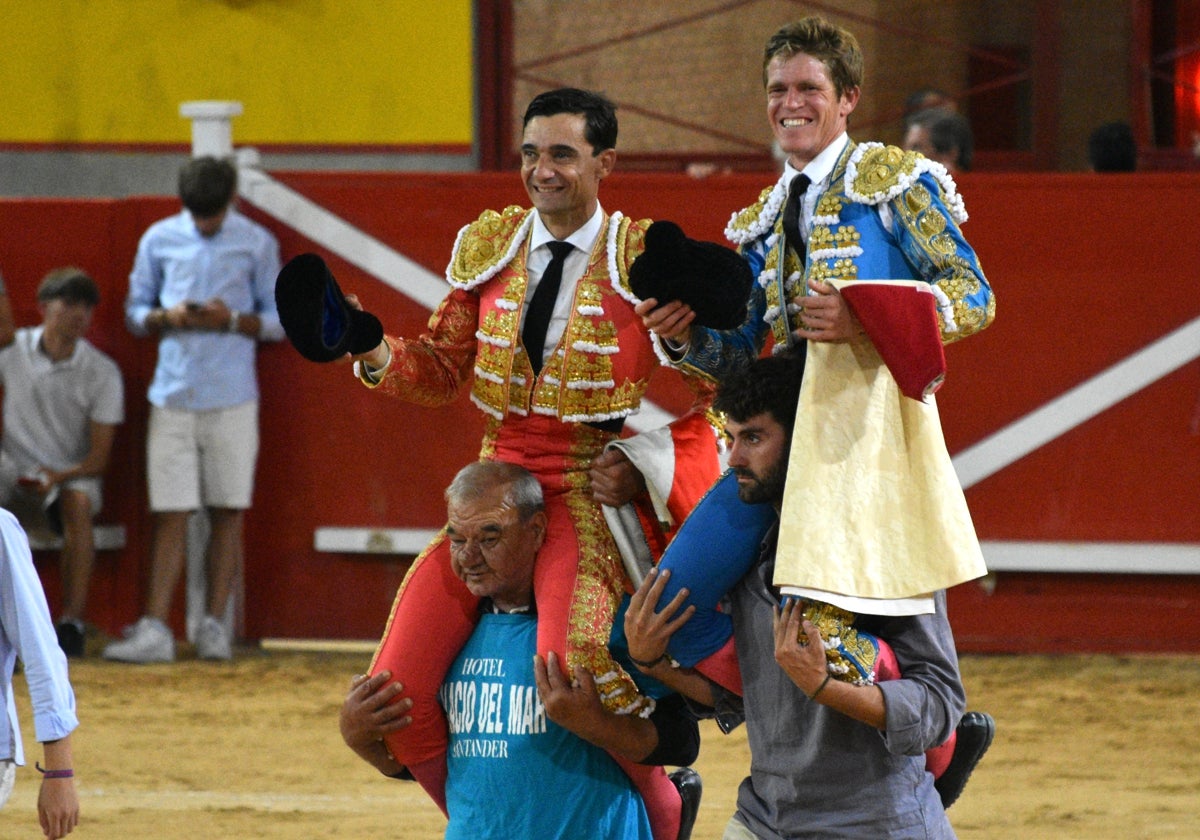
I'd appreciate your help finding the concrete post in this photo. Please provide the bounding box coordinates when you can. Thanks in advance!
[179,101,243,158]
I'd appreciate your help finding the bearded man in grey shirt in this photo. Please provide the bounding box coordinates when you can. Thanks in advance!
[624,351,975,839]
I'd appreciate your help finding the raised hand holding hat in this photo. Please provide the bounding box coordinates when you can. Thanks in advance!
[275,253,384,363]
[629,221,753,330]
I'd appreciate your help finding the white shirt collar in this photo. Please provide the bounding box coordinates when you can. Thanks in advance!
[784,132,850,188]
[529,204,605,254]
[28,325,80,366]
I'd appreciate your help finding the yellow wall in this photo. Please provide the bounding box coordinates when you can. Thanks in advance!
[0,0,473,147]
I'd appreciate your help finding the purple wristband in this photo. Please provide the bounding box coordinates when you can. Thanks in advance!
[35,762,74,779]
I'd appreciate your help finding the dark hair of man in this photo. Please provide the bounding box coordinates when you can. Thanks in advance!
[903,87,954,123]
[713,350,806,438]
[522,87,619,156]
[445,460,546,522]
[762,17,864,99]
[910,107,974,171]
[37,266,100,307]
[1088,121,1137,172]
[178,156,238,217]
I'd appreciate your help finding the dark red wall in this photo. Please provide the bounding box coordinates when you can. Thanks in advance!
[3,169,1198,652]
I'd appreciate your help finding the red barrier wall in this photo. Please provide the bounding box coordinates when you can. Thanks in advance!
[3,170,1199,652]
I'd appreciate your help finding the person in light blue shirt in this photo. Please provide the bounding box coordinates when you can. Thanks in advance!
[0,508,80,838]
[105,156,283,665]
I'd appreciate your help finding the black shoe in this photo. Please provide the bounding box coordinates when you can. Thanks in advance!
[669,767,702,840]
[936,710,995,809]
[56,620,85,658]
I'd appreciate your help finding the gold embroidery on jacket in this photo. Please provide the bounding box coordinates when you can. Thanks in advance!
[814,192,846,219]
[849,144,920,198]
[448,206,530,287]
[725,185,777,240]
[457,211,655,423]
[889,174,992,340]
[563,487,651,718]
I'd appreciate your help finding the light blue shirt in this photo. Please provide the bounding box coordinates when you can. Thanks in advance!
[442,612,652,840]
[0,509,78,765]
[126,207,284,411]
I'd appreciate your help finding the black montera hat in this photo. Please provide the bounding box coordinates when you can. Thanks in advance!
[628,221,753,330]
[275,253,384,363]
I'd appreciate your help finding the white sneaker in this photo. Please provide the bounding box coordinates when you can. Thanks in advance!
[102,617,175,663]
[195,615,232,661]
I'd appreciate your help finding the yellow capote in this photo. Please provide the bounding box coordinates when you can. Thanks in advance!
[774,337,987,609]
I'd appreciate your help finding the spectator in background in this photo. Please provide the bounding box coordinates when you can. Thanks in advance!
[1088,121,1137,172]
[0,268,124,658]
[104,156,283,664]
[903,87,956,122]
[0,509,80,839]
[904,107,975,174]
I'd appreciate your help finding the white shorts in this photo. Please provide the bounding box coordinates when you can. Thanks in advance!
[147,401,259,511]
[0,758,15,809]
[0,453,102,526]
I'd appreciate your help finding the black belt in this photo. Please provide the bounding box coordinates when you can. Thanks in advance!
[586,417,626,434]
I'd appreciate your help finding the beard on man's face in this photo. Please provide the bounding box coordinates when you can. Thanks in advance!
[733,454,787,505]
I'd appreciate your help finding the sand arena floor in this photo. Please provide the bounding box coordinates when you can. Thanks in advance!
[2,648,1198,839]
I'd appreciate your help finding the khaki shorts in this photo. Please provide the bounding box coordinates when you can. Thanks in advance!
[147,401,259,511]
[722,815,759,840]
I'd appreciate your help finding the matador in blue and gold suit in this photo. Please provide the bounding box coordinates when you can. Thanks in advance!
[654,134,996,687]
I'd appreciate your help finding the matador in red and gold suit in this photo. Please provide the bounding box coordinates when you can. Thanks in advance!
[354,201,720,839]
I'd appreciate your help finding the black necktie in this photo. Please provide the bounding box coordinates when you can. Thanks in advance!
[782,173,811,256]
[522,240,574,376]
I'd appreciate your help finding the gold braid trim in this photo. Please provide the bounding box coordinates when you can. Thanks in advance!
[800,601,879,687]
[447,206,533,290]
[563,487,654,718]
[887,174,991,343]
[724,184,778,245]
[611,215,650,299]
[848,144,922,203]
